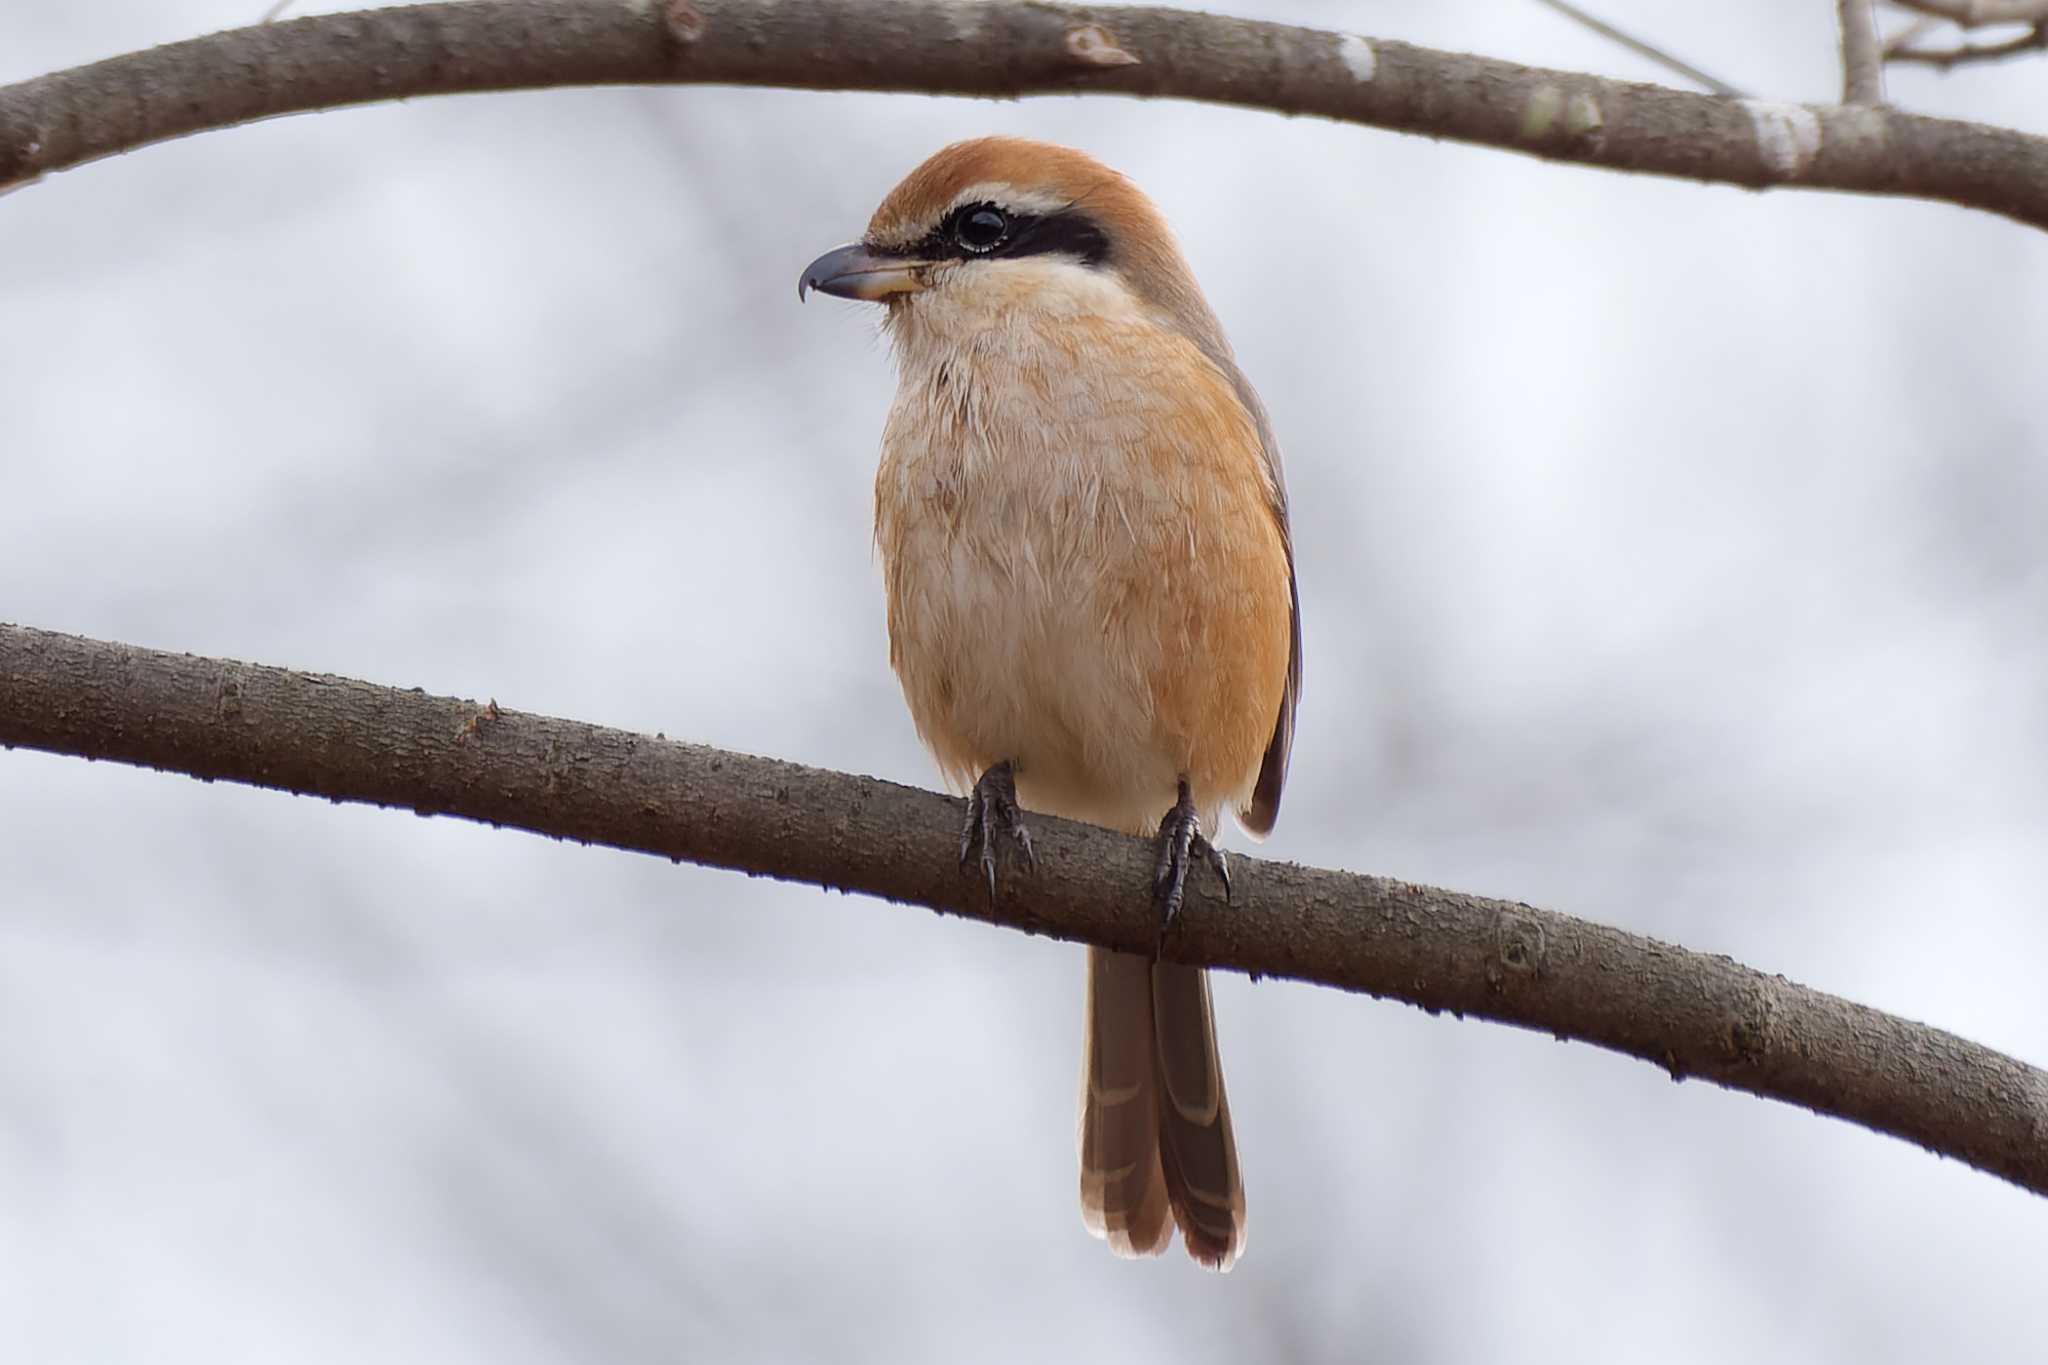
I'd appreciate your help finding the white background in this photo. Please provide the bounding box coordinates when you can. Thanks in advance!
[4,3,2045,1360]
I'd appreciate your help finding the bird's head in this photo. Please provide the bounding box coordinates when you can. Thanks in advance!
[798,137,1227,356]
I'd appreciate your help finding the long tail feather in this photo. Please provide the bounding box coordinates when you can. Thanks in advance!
[1079,947,1244,1268]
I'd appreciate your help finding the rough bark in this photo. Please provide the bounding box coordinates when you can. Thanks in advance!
[4,2,2048,230]
[3,621,2044,1197]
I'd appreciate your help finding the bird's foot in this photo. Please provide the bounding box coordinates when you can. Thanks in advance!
[961,760,1036,900]
[1153,778,1230,932]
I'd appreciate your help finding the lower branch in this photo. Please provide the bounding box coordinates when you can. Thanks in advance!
[3,1,2048,230]
[2,621,2044,1195]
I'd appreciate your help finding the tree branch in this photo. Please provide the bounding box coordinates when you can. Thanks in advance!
[1888,0,2048,24]
[1887,20,2048,65]
[5,2,2048,231]
[1839,0,1888,103]
[2,621,2044,1196]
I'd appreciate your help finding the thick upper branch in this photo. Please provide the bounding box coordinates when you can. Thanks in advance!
[2,621,2044,1198]
[3,1,2048,230]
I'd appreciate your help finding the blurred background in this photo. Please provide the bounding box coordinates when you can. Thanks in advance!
[4,2,2046,1360]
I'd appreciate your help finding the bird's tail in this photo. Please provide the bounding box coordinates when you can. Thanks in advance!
[1078,946,1245,1270]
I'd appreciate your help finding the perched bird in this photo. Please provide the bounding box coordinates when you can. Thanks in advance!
[799,137,1298,1271]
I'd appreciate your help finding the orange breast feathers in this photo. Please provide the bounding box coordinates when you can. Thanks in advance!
[873,307,1292,838]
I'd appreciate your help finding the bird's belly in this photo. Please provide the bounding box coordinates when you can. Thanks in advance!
[884,514,1178,833]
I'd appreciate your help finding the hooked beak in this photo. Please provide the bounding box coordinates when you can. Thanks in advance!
[797,243,929,303]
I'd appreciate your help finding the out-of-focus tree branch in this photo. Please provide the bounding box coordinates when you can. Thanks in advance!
[5,2,2048,231]
[3,621,2046,1199]
[1888,0,2048,22]
[1839,0,1887,102]
[1887,18,2048,65]
[1883,0,2048,66]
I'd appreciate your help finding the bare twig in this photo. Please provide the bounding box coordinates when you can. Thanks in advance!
[260,1,295,21]
[1839,0,1887,102]
[2,621,2046,1199]
[1883,15,1944,54]
[1887,0,2048,24]
[5,3,2048,231]
[1882,0,2048,67]
[1888,20,2048,65]
[1530,0,1747,96]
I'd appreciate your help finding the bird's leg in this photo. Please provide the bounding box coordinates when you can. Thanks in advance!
[960,760,1037,900]
[1153,777,1231,930]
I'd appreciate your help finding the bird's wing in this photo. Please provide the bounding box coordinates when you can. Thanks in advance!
[1224,366,1299,838]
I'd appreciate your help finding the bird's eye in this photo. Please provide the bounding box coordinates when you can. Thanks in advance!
[954,206,1009,253]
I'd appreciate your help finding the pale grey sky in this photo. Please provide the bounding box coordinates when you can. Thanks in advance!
[3,3,2046,1361]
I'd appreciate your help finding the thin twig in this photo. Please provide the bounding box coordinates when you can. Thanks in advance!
[1839,0,1887,101]
[1888,20,2048,64]
[1530,0,1747,96]
[1883,15,1943,55]
[1887,0,2048,24]
[260,1,294,20]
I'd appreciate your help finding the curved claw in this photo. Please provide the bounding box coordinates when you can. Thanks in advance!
[960,760,1036,901]
[1153,778,1230,932]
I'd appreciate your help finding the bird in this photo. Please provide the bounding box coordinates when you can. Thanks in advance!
[798,137,1299,1272]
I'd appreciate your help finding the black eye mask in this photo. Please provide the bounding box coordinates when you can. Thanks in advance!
[899,201,1112,269]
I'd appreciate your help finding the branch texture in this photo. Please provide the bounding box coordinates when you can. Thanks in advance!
[3,622,2045,1197]
[5,1,2048,230]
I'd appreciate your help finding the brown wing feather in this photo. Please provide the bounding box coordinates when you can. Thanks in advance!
[1216,361,1299,839]
[1242,542,1300,837]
